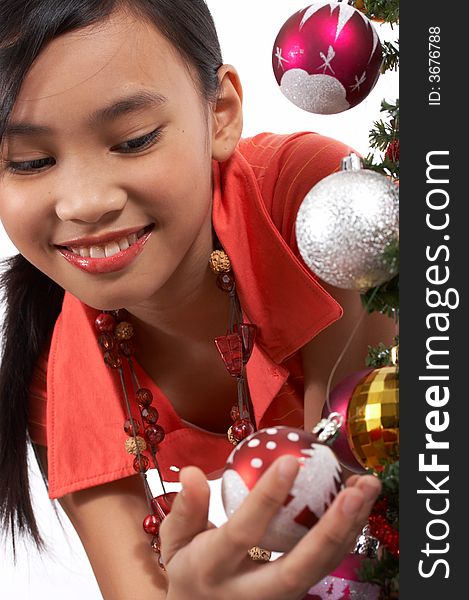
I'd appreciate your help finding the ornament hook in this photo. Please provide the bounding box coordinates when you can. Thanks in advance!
[312,412,344,444]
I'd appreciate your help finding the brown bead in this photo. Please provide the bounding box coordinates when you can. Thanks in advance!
[95,313,115,333]
[145,424,165,446]
[103,351,122,369]
[114,321,134,341]
[118,339,135,357]
[109,308,128,322]
[227,425,238,446]
[248,546,271,561]
[136,388,153,407]
[123,419,140,436]
[216,272,235,293]
[124,436,147,455]
[209,249,231,274]
[133,454,150,473]
[142,406,159,425]
[98,332,114,351]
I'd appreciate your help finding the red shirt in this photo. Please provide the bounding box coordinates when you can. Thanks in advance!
[28,132,348,499]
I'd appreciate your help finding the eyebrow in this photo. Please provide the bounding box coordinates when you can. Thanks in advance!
[3,90,168,139]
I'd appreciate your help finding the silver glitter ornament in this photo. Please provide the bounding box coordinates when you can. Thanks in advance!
[295,154,399,291]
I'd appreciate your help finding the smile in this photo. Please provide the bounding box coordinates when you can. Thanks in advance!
[56,225,154,274]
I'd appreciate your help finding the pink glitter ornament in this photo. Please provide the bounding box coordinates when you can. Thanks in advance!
[272,2,382,114]
[323,369,372,473]
[305,554,381,599]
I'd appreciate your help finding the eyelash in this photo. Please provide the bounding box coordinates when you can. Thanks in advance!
[3,127,163,174]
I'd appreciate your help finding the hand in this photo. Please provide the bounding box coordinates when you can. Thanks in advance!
[160,457,381,600]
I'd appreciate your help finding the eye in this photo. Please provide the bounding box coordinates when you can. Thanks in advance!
[112,128,163,153]
[1,128,163,175]
[2,157,55,174]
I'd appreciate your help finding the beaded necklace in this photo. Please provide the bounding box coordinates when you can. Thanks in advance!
[94,249,263,565]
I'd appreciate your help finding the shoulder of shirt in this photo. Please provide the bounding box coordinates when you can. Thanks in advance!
[235,131,352,249]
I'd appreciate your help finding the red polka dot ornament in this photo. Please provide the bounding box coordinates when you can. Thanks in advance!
[222,419,344,553]
[272,1,383,114]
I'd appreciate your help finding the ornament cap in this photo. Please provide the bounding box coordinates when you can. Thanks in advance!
[340,152,363,171]
[312,412,344,443]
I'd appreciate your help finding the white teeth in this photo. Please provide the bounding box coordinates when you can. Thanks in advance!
[118,237,130,251]
[90,245,106,258]
[104,241,121,258]
[67,229,146,258]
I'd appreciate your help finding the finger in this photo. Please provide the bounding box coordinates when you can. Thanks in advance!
[345,474,361,487]
[159,466,210,566]
[209,455,300,569]
[255,475,381,597]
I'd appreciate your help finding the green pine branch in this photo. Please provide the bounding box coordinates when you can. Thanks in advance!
[365,335,399,369]
[358,462,400,597]
[362,0,399,25]
[361,275,399,319]
[381,40,399,73]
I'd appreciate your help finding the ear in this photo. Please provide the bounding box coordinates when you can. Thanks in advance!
[211,65,243,162]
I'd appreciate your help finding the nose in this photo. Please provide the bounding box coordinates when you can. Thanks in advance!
[55,172,127,224]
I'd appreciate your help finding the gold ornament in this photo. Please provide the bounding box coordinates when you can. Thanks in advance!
[209,250,231,274]
[115,321,134,341]
[248,546,272,561]
[346,366,399,470]
[227,425,238,446]
[125,436,147,455]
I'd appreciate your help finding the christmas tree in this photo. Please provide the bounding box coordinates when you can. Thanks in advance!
[356,2,399,598]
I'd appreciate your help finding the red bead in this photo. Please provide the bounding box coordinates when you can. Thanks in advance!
[151,492,178,519]
[136,388,153,407]
[230,405,240,422]
[214,333,243,377]
[123,419,140,436]
[143,514,161,536]
[95,313,115,333]
[234,323,257,363]
[232,419,255,441]
[142,406,159,425]
[119,339,135,357]
[98,332,114,351]
[104,351,122,369]
[216,272,235,293]
[145,424,165,445]
[133,454,150,473]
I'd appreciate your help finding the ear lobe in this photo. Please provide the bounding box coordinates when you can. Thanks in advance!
[211,65,243,162]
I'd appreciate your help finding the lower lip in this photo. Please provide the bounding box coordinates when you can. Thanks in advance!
[57,230,152,274]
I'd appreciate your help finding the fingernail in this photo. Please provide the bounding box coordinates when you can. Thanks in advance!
[277,456,299,482]
[341,491,364,517]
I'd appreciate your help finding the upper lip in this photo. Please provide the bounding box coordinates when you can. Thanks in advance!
[54,224,152,248]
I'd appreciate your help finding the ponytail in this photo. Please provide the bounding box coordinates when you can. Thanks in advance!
[0,255,64,552]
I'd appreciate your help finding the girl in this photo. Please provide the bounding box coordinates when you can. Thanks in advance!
[0,1,388,598]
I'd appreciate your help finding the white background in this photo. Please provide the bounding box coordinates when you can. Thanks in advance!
[0,1,398,597]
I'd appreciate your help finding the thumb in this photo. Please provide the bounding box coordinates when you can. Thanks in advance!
[159,466,211,565]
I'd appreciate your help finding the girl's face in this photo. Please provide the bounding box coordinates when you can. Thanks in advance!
[0,11,218,310]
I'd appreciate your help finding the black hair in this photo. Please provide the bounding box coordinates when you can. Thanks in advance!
[0,0,223,552]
